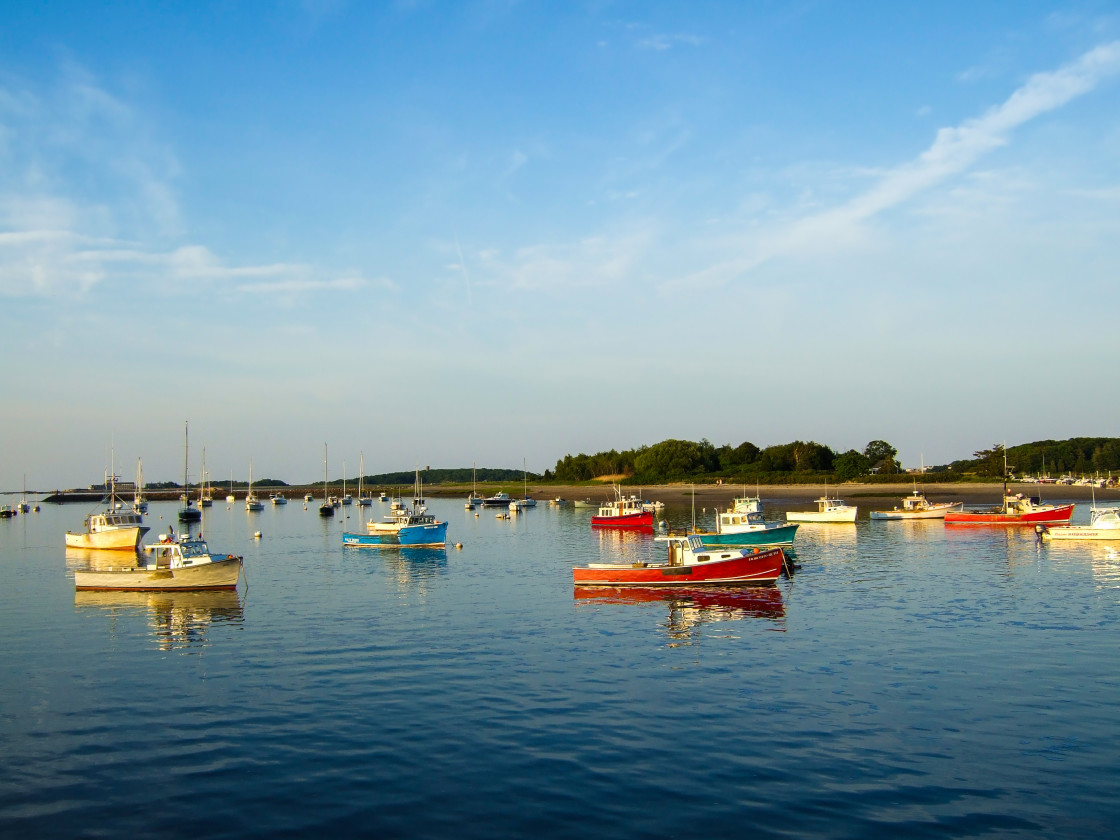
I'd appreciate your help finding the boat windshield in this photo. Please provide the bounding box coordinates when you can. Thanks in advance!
[180,540,210,558]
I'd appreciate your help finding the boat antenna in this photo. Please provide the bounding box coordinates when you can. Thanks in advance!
[1008,443,1016,504]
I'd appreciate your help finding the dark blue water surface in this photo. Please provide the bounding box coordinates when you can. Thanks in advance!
[2,496,1119,838]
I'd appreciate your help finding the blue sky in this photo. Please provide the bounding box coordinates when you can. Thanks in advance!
[2,1,1119,489]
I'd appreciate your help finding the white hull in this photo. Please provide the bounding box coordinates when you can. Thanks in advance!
[74,557,242,590]
[786,508,857,523]
[870,502,963,520]
[1042,527,1120,540]
[65,526,149,551]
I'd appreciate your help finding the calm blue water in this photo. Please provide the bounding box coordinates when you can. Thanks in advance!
[2,495,1119,838]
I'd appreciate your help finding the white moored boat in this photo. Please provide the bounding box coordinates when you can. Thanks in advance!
[245,461,264,511]
[74,535,242,591]
[870,488,963,520]
[65,507,149,551]
[65,455,149,551]
[785,496,857,523]
[1041,505,1120,541]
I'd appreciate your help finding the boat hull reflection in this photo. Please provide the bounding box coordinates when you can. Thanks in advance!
[574,585,785,618]
[74,589,244,651]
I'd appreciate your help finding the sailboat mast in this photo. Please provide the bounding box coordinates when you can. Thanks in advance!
[183,421,190,493]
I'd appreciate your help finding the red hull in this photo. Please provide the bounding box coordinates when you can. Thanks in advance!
[573,547,784,586]
[945,503,1074,525]
[591,511,654,529]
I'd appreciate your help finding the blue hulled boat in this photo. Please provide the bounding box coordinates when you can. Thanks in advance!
[692,510,798,549]
[343,469,447,548]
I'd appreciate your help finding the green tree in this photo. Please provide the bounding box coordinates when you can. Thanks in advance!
[833,450,872,482]
[864,440,900,474]
[758,443,797,472]
[634,439,708,480]
[972,443,1006,478]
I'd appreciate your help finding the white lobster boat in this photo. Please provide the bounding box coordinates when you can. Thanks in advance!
[1041,506,1120,541]
[870,488,963,520]
[65,508,150,551]
[74,535,243,591]
[785,496,857,523]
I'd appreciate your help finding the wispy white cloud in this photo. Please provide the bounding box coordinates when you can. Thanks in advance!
[667,41,1120,290]
[0,66,355,301]
[477,225,658,292]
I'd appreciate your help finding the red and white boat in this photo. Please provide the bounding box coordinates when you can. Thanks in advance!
[944,492,1074,526]
[573,534,784,586]
[590,490,653,529]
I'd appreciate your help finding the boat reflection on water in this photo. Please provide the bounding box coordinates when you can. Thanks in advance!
[574,585,785,643]
[594,527,657,565]
[1043,541,1120,588]
[74,589,244,651]
[357,546,450,592]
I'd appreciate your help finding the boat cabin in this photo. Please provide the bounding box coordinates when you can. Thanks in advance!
[87,510,145,531]
[597,498,645,518]
[665,534,716,566]
[718,511,767,529]
[731,496,763,514]
[901,492,932,512]
[144,538,216,569]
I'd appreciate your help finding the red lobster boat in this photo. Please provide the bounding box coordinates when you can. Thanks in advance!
[944,492,1074,526]
[574,535,784,586]
[590,494,653,529]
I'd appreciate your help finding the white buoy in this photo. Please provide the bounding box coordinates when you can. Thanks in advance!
[254,531,262,539]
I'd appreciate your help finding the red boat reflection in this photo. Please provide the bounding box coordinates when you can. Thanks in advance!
[574,584,785,620]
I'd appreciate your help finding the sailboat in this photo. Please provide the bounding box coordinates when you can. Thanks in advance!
[466,463,481,509]
[199,448,213,507]
[245,461,264,511]
[510,459,536,511]
[178,422,202,523]
[17,475,31,513]
[341,462,353,505]
[357,452,372,506]
[319,444,335,517]
[132,459,148,513]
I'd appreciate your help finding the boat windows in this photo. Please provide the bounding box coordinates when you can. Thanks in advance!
[180,541,209,558]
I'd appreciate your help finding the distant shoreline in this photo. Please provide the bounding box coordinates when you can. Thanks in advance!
[515,482,1117,506]
[33,481,1114,506]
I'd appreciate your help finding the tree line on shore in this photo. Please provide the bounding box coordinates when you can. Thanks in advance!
[121,437,1120,491]
[544,436,1120,485]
